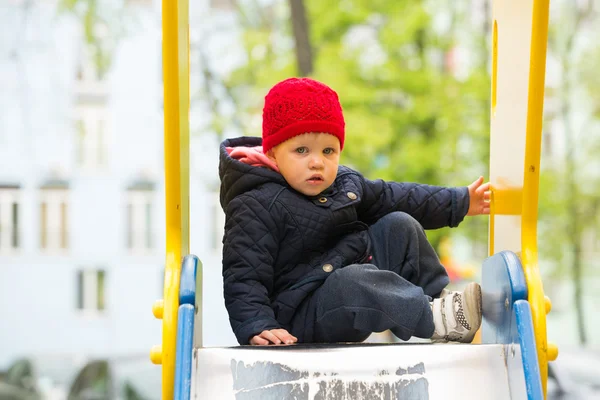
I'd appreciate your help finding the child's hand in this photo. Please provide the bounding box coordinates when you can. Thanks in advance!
[250,329,298,345]
[467,176,491,216]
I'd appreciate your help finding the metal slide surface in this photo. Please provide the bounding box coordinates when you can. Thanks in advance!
[190,343,526,399]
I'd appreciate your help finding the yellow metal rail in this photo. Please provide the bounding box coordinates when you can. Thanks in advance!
[522,1,557,397]
[150,1,190,400]
[489,0,556,397]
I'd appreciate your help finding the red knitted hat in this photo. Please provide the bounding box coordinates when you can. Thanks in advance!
[262,77,345,153]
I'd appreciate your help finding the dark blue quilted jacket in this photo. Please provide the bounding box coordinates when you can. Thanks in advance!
[219,136,470,344]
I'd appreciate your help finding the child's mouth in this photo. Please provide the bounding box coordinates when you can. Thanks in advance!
[307,176,324,183]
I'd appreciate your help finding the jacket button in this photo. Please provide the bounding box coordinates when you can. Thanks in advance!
[347,192,357,200]
[322,264,333,272]
[318,197,328,203]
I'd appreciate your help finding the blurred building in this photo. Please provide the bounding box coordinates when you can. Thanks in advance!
[2,0,597,373]
[0,0,238,370]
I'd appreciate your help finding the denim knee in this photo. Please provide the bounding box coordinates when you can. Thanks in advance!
[388,211,420,225]
[333,264,378,281]
[323,264,386,300]
[380,212,421,234]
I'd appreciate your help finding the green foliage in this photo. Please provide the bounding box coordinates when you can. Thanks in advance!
[536,0,600,344]
[222,0,491,252]
[538,2,600,276]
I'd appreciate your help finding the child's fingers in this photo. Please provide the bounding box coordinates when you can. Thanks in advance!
[272,329,298,344]
[477,182,491,193]
[260,330,283,344]
[250,335,270,345]
[468,177,481,190]
[252,329,297,345]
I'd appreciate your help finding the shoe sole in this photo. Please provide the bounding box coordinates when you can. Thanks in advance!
[462,282,482,343]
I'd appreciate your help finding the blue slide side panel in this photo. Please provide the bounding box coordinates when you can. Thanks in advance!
[481,250,528,344]
[499,251,527,301]
[174,304,195,400]
[514,300,543,400]
[180,255,199,306]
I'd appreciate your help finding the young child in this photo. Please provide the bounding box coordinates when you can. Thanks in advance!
[219,77,490,346]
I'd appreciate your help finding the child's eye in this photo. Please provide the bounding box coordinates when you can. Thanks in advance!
[323,148,334,155]
[295,147,308,154]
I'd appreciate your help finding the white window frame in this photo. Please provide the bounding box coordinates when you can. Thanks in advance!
[76,269,106,314]
[39,189,69,253]
[0,188,20,254]
[75,105,109,171]
[126,190,154,254]
[75,52,106,93]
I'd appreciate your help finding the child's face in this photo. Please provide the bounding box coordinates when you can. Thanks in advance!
[268,133,340,196]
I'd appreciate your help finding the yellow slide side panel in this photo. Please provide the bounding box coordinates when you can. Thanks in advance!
[522,0,552,397]
[489,0,534,255]
[160,1,190,400]
[490,0,552,397]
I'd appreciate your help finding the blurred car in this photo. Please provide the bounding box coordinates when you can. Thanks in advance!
[0,355,87,400]
[108,356,160,400]
[0,354,160,400]
[547,347,600,400]
[67,355,160,400]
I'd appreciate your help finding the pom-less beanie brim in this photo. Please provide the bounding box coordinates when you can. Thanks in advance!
[262,77,346,154]
[262,120,345,153]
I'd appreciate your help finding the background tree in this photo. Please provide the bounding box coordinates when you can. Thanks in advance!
[221,0,491,256]
[288,0,313,76]
[538,0,600,344]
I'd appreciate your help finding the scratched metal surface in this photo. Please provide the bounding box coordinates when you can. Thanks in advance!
[191,343,521,399]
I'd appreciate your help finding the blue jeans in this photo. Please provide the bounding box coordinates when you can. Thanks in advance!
[309,212,449,342]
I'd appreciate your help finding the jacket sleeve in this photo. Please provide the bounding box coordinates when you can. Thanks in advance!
[222,195,281,344]
[357,176,470,229]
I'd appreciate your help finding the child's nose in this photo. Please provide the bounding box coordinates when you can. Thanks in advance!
[309,156,325,168]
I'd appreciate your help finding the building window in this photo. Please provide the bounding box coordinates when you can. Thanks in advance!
[210,0,235,10]
[77,269,106,312]
[76,49,106,88]
[126,184,155,253]
[75,107,108,170]
[40,187,69,251]
[0,186,20,253]
[74,47,108,172]
[126,0,154,6]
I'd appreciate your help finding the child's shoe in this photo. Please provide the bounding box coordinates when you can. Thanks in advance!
[430,282,482,343]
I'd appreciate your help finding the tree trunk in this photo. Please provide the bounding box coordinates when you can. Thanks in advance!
[482,0,491,37]
[555,1,592,345]
[572,233,586,343]
[563,83,587,344]
[288,0,313,76]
